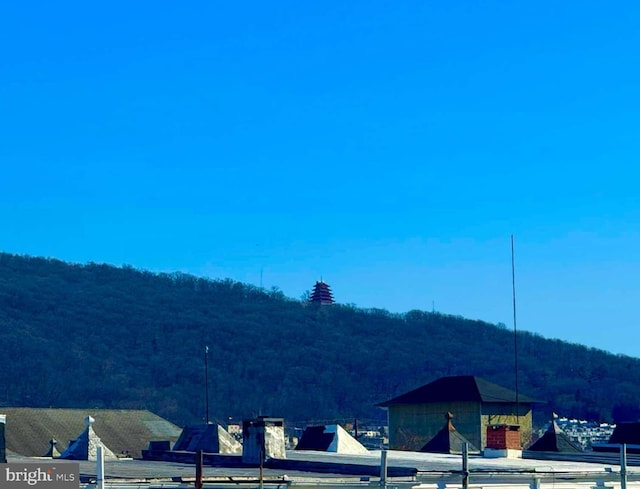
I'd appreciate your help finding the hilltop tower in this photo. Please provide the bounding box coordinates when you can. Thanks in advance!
[309,280,334,304]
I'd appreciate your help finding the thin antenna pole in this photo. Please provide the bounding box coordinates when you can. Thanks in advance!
[204,345,210,424]
[511,235,520,423]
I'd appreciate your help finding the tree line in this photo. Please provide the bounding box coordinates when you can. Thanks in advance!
[1,252,639,429]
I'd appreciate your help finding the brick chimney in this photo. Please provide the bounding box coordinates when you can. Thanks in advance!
[485,424,521,458]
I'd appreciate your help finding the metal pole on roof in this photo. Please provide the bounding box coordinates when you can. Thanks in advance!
[379,449,388,489]
[0,414,6,463]
[195,449,203,489]
[96,445,104,489]
[621,443,628,489]
[462,442,469,489]
[511,235,520,424]
[259,441,264,489]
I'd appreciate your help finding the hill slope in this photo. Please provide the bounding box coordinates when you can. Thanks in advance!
[1,252,639,428]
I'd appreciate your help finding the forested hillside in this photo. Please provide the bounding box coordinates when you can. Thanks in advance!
[1,252,639,429]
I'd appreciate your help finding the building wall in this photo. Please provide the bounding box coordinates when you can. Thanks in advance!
[388,401,533,451]
[388,401,481,451]
[480,402,533,448]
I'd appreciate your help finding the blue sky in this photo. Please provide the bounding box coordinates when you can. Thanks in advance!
[2,1,639,356]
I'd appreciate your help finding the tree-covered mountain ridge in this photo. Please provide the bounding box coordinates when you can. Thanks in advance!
[1,252,639,429]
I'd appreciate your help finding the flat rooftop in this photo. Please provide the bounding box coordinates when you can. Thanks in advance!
[9,449,640,483]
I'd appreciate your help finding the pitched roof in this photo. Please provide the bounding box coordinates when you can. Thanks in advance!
[309,281,334,304]
[295,426,334,451]
[58,417,119,461]
[377,375,539,407]
[421,413,480,454]
[527,420,582,453]
[295,425,368,454]
[172,424,241,454]
[2,408,182,459]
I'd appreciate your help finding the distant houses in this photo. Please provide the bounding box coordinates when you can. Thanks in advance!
[377,375,538,451]
[551,417,615,450]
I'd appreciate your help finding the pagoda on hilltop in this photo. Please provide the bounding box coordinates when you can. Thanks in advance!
[309,280,334,304]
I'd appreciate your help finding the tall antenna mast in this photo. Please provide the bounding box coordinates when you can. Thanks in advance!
[204,345,210,424]
[511,235,520,423]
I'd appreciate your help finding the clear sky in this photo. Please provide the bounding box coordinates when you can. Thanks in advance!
[2,1,639,357]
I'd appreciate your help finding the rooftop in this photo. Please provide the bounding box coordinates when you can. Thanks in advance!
[377,375,539,407]
[2,408,182,459]
[8,448,640,488]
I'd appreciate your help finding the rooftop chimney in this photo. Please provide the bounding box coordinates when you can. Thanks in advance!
[484,424,522,459]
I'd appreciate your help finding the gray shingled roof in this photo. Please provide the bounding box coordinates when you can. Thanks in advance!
[377,375,540,407]
[2,408,182,459]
